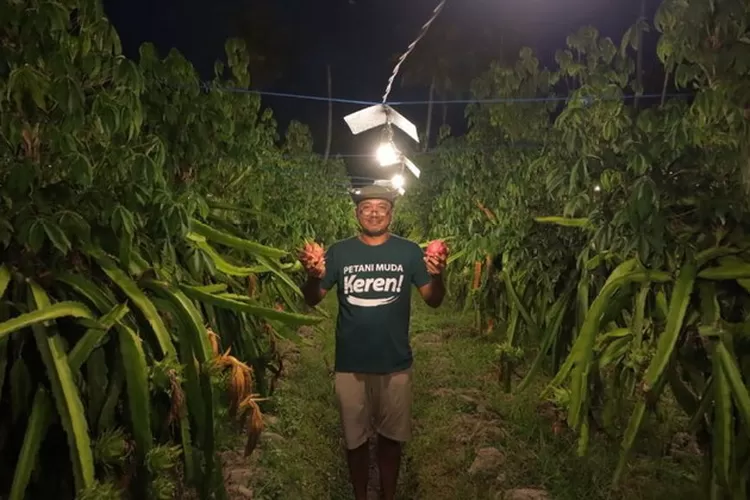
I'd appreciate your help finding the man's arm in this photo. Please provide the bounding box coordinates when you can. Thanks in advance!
[418,274,446,308]
[302,277,328,307]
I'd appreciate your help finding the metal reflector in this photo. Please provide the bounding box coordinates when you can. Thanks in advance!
[403,157,421,178]
[343,104,420,144]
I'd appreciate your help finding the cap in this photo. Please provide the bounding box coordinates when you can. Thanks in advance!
[350,184,399,206]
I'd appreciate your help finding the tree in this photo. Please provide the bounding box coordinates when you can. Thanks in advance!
[402,1,750,496]
[0,0,352,498]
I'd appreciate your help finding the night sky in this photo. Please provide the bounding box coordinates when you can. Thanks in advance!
[101,0,664,183]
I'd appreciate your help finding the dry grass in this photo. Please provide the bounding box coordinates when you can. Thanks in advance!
[209,327,266,458]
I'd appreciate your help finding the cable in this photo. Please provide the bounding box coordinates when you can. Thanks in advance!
[203,84,377,106]
[381,0,448,104]
[187,66,692,106]
[388,92,690,105]
[289,131,692,160]
[206,83,691,107]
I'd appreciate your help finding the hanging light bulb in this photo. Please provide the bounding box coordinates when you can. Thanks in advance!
[391,174,405,190]
[376,142,400,167]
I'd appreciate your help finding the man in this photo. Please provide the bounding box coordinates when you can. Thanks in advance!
[300,184,447,500]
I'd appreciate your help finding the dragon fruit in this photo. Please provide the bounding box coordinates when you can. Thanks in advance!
[299,241,325,268]
[425,239,448,259]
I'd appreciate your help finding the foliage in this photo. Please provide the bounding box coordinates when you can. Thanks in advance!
[401,0,750,497]
[0,0,354,498]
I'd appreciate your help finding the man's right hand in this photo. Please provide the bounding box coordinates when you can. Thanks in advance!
[298,241,326,280]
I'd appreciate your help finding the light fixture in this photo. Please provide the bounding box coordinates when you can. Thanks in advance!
[342,1,445,192]
[376,142,400,167]
[343,104,422,180]
[391,174,405,190]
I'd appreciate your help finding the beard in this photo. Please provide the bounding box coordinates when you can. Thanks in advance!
[361,226,388,237]
[359,218,390,237]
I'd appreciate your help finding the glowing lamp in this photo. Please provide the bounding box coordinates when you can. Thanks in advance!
[376,143,400,167]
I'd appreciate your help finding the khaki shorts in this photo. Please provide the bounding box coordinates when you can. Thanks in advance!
[334,368,413,450]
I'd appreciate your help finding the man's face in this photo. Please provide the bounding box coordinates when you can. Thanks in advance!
[356,198,393,237]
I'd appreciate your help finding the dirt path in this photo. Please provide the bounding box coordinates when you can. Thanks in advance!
[228,298,701,500]
[399,324,551,500]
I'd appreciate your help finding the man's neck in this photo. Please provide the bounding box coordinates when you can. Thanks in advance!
[358,232,391,246]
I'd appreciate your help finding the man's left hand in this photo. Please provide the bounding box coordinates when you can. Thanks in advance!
[424,253,447,277]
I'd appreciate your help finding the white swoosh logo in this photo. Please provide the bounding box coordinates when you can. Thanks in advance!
[346,295,398,307]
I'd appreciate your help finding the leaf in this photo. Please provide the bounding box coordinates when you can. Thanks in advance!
[110,205,136,235]
[189,237,270,276]
[515,282,574,393]
[563,264,671,430]
[534,216,591,228]
[119,230,133,271]
[57,211,91,242]
[712,342,732,490]
[97,358,125,434]
[70,153,93,187]
[598,335,632,369]
[143,281,213,362]
[655,289,669,319]
[27,220,46,253]
[189,219,287,259]
[86,246,176,359]
[696,246,745,267]
[179,284,323,327]
[255,254,304,298]
[0,264,11,298]
[698,262,750,280]
[641,263,696,393]
[41,219,71,255]
[631,284,649,346]
[85,349,107,430]
[67,303,129,372]
[0,302,94,341]
[143,281,215,483]
[117,322,153,461]
[26,282,95,493]
[7,65,49,111]
[55,273,118,316]
[9,388,54,500]
[502,271,540,338]
[716,342,750,433]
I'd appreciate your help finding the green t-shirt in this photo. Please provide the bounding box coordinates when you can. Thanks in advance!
[320,234,431,374]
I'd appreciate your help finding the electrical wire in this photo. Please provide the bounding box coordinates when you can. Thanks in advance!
[381,0,448,104]
[203,82,691,107]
